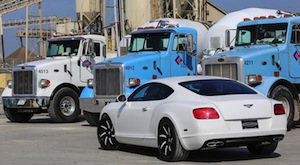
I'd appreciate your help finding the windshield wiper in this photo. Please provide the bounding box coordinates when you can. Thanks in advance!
[240,42,250,48]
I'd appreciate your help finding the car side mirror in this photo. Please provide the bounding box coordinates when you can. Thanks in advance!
[117,94,126,102]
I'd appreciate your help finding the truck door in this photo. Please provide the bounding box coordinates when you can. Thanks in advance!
[170,34,195,76]
[289,24,300,78]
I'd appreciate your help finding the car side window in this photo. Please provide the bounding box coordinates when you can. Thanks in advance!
[128,83,174,101]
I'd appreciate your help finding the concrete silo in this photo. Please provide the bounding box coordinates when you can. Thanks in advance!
[76,0,102,33]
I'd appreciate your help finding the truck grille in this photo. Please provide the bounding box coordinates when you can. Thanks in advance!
[204,64,238,80]
[13,70,34,95]
[95,65,122,97]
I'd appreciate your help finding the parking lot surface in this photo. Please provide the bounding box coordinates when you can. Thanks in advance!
[1,101,300,165]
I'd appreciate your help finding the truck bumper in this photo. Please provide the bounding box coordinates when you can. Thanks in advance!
[2,96,50,113]
[79,98,105,113]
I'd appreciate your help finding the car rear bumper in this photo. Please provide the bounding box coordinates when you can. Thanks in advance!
[202,134,284,149]
[180,128,286,151]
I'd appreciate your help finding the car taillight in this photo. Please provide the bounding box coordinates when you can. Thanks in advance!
[193,108,219,119]
[274,104,285,115]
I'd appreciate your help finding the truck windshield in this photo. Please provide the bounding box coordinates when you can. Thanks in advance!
[47,40,80,57]
[235,23,288,46]
[129,32,170,52]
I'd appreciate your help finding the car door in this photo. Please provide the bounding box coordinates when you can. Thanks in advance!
[116,83,173,140]
[289,24,300,78]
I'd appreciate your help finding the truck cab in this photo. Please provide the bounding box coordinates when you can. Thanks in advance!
[80,26,200,125]
[2,34,111,122]
[202,15,300,129]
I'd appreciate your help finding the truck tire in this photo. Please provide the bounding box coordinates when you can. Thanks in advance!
[4,107,33,122]
[48,87,80,122]
[83,111,100,126]
[270,85,295,130]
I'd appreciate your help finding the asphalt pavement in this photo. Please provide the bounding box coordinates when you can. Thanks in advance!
[1,96,300,164]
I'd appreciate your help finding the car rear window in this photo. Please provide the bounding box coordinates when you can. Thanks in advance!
[179,79,257,96]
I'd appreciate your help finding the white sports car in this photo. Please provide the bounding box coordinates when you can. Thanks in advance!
[97,76,287,161]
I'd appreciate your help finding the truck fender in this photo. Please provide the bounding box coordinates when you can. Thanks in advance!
[80,86,94,98]
[253,76,298,99]
[254,76,299,123]
[39,80,81,99]
[1,86,12,97]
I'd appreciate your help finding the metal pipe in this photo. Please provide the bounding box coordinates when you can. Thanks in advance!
[114,0,120,56]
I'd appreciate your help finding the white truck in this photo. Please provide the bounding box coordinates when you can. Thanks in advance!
[1,34,115,122]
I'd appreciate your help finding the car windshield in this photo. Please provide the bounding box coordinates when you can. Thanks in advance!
[129,32,170,52]
[235,23,288,46]
[47,40,80,57]
[179,79,257,96]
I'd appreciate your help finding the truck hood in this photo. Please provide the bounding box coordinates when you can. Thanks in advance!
[16,57,71,69]
[211,45,285,59]
[99,52,162,65]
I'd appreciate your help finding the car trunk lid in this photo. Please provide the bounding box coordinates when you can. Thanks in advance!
[204,94,272,120]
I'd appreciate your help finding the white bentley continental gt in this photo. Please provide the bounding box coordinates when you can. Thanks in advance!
[97,76,287,161]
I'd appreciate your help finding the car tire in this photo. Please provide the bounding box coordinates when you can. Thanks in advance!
[4,107,33,122]
[48,87,80,122]
[247,142,278,155]
[157,119,189,161]
[97,114,121,150]
[270,85,295,130]
[83,111,100,126]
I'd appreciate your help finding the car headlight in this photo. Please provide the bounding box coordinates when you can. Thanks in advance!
[7,80,12,88]
[246,74,262,86]
[127,78,140,88]
[87,79,93,88]
[39,79,51,88]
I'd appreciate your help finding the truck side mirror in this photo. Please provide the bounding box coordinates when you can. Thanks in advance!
[102,45,106,58]
[187,34,196,56]
[225,29,237,48]
[225,29,230,47]
[84,39,95,57]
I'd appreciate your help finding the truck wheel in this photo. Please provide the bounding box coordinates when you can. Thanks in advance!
[48,87,80,122]
[83,111,100,126]
[270,85,295,130]
[4,107,33,122]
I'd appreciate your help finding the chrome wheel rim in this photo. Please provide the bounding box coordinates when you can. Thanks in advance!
[158,124,174,157]
[59,96,76,116]
[99,118,115,146]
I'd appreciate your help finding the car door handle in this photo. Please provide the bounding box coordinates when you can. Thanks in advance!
[142,107,149,112]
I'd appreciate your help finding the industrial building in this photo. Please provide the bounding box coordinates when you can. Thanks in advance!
[0,0,226,93]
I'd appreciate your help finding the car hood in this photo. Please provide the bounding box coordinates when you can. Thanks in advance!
[204,94,272,120]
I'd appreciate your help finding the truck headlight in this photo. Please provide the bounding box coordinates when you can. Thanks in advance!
[7,80,12,88]
[87,79,93,88]
[39,79,51,88]
[127,78,140,88]
[246,74,262,86]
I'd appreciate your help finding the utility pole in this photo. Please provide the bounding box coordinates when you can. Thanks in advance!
[0,14,4,63]
[119,0,125,39]
[114,0,120,56]
[25,5,29,63]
